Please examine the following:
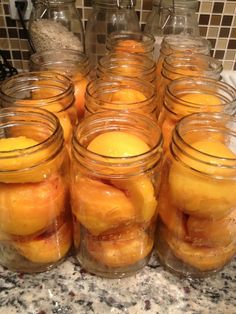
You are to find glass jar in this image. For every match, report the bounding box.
[156,34,211,80]
[157,52,223,110]
[159,77,236,151]
[29,49,91,120]
[85,77,158,120]
[70,111,163,278]
[85,0,140,67]
[0,106,72,273]
[156,112,236,277]
[106,31,155,60]
[145,0,200,60]
[29,0,84,52]
[97,52,157,85]
[0,71,77,145]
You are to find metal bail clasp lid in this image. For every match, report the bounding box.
[161,0,175,30]
[117,0,135,9]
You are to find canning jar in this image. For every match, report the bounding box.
[70,111,163,278]
[0,71,77,145]
[29,0,84,52]
[97,52,157,85]
[156,112,236,277]
[29,49,91,120]
[156,34,211,80]
[85,77,158,120]
[159,77,236,151]
[157,52,223,109]
[85,0,140,67]
[106,31,155,60]
[0,106,72,273]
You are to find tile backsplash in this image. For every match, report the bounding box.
[1,0,236,71]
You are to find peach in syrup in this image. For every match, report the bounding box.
[0,175,67,236]
[110,88,147,104]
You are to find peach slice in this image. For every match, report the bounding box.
[161,116,177,152]
[187,209,236,247]
[111,175,157,223]
[86,225,153,267]
[87,131,150,157]
[180,93,223,109]
[169,140,236,219]
[164,227,236,271]
[71,177,136,235]
[73,77,89,120]
[110,89,147,104]
[14,221,72,264]
[0,175,67,236]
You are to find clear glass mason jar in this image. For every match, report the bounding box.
[70,111,163,278]
[106,31,155,60]
[29,49,91,120]
[156,34,211,80]
[85,0,140,67]
[156,112,236,277]
[145,0,200,60]
[158,77,236,151]
[157,52,223,110]
[97,52,157,85]
[0,106,72,273]
[0,71,77,145]
[85,77,158,120]
[29,0,84,53]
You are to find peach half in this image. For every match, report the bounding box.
[115,40,145,54]
[164,227,236,271]
[180,93,223,110]
[71,177,136,235]
[169,140,236,219]
[14,221,72,264]
[0,175,67,236]
[86,225,153,268]
[187,208,236,247]
[110,89,147,104]
[73,76,89,120]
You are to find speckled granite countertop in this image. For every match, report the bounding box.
[0,252,235,314]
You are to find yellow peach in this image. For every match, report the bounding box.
[164,227,236,271]
[187,209,236,247]
[86,225,153,267]
[169,140,236,219]
[111,89,147,104]
[73,77,89,120]
[71,177,136,235]
[111,175,157,223]
[115,40,145,54]
[0,175,67,236]
[180,93,222,109]
[14,221,72,264]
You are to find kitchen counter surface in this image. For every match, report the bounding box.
[0,252,235,314]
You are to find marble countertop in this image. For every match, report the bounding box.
[0,252,235,314]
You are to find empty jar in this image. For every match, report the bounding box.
[0,107,72,273]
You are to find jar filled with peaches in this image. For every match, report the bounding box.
[97,52,157,86]
[156,112,236,277]
[157,52,223,109]
[0,71,77,146]
[158,77,236,151]
[0,107,72,273]
[106,31,155,60]
[85,77,158,120]
[29,49,91,120]
[70,111,163,278]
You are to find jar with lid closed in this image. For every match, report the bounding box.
[106,31,155,60]
[158,77,236,151]
[29,49,91,120]
[29,0,84,53]
[156,112,236,277]
[70,111,163,278]
[97,52,157,85]
[85,0,140,67]
[0,107,72,273]
[0,71,77,145]
[85,77,158,120]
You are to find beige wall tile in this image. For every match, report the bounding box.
[216,39,228,49]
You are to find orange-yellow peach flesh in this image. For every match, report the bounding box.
[14,221,72,264]
[71,177,136,235]
[115,40,145,54]
[180,93,222,108]
[169,140,236,219]
[86,225,153,267]
[163,227,236,271]
[74,78,88,120]
[111,89,147,104]
[0,176,66,236]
